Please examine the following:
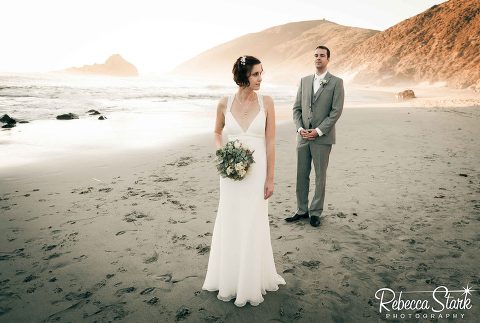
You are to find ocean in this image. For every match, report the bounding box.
[0,73,392,171]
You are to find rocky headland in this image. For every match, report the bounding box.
[54,54,138,77]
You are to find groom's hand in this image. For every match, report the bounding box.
[300,129,311,139]
[304,129,318,140]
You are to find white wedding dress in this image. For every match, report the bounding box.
[202,93,286,307]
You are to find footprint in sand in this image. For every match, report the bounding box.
[146,297,159,305]
[124,211,147,222]
[143,251,158,264]
[175,308,191,320]
[73,255,87,262]
[153,177,177,182]
[63,291,93,301]
[42,245,57,251]
[340,257,354,267]
[23,274,39,283]
[280,235,304,241]
[156,273,172,283]
[115,287,136,296]
[172,234,187,243]
[301,260,321,268]
[196,244,210,255]
[168,199,186,211]
[42,253,62,260]
[140,287,155,295]
[367,257,380,264]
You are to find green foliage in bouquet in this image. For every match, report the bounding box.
[215,140,255,181]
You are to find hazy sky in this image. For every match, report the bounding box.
[1,0,444,74]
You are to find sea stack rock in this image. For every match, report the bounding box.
[56,54,139,77]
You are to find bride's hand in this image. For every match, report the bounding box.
[264,180,274,200]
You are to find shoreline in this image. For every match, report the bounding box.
[1,106,479,322]
[345,83,480,108]
[3,76,479,173]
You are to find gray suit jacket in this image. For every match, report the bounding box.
[293,72,344,145]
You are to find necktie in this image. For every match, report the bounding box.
[314,77,322,93]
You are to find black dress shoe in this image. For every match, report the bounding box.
[310,215,320,227]
[285,213,309,222]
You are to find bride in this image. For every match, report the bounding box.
[202,55,286,307]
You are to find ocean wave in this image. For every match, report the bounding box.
[204,84,229,90]
[0,73,298,123]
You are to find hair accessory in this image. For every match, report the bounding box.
[240,56,246,65]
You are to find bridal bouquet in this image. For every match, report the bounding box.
[215,140,255,181]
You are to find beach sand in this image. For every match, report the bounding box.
[346,83,480,109]
[1,101,480,322]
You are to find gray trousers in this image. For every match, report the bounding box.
[296,142,332,216]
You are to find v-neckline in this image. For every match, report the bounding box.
[229,110,262,133]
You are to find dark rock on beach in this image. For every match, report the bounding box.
[56,113,79,120]
[98,116,107,120]
[0,115,29,128]
[396,89,416,99]
[89,110,101,115]
[0,114,16,124]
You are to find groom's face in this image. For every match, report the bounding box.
[314,48,329,69]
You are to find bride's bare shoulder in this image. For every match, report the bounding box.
[216,96,229,115]
[218,96,229,107]
[262,95,275,110]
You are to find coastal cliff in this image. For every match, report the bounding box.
[54,54,139,77]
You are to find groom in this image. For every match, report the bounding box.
[286,45,344,227]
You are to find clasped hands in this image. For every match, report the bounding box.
[300,129,318,140]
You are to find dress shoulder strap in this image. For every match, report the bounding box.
[227,94,235,112]
[257,93,264,110]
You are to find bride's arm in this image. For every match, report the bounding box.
[213,97,228,150]
[264,95,275,200]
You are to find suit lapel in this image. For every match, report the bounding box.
[313,72,332,104]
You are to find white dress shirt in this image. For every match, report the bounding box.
[297,71,328,137]
[313,70,328,94]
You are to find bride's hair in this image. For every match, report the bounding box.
[232,55,261,87]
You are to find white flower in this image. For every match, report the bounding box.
[238,169,247,177]
[235,162,244,171]
[226,167,234,175]
[234,140,241,149]
[240,56,246,65]
[321,79,329,87]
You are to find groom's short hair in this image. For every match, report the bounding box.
[315,46,330,59]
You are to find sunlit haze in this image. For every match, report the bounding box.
[1,0,444,74]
